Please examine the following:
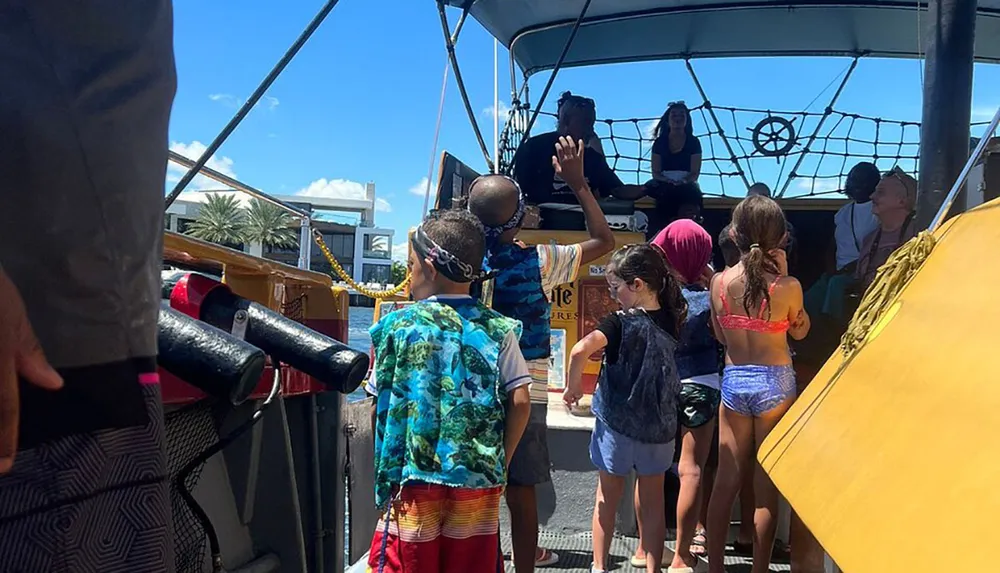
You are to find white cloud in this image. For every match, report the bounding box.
[295,178,392,212]
[972,105,998,122]
[208,93,242,108]
[482,101,511,121]
[408,177,432,198]
[167,140,238,191]
[482,101,530,133]
[391,241,409,262]
[209,93,279,112]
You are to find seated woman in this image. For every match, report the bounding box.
[651,102,702,186]
[513,91,646,229]
[645,102,704,237]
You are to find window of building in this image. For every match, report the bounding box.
[362,263,392,284]
[322,232,355,260]
[362,233,391,260]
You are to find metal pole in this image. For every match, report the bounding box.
[915,0,978,229]
[168,151,310,218]
[684,59,752,191]
[164,0,341,209]
[522,0,593,139]
[494,38,500,174]
[423,58,450,215]
[928,106,1000,231]
[776,57,859,198]
[436,1,495,172]
[298,217,312,271]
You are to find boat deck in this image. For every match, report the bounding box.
[499,530,790,572]
[496,395,791,572]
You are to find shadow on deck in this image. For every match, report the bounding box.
[499,530,790,573]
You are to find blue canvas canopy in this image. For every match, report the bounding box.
[444,0,1000,76]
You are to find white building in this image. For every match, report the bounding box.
[166,182,395,286]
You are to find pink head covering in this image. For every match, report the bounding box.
[650,220,713,285]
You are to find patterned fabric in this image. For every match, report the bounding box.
[482,243,580,404]
[369,299,520,508]
[592,309,681,444]
[676,287,720,379]
[0,383,173,572]
[367,484,502,573]
[487,244,550,361]
[721,364,797,417]
[679,383,722,429]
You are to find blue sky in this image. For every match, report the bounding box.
[167,0,1000,260]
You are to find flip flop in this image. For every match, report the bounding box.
[535,548,559,567]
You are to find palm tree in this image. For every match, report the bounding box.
[244,198,298,249]
[368,235,389,255]
[186,193,247,247]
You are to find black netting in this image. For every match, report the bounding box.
[165,402,220,573]
[282,293,307,323]
[498,103,992,198]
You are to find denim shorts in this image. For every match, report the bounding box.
[507,404,552,486]
[589,418,675,477]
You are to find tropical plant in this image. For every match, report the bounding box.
[245,198,298,249]
[391,261,407,285]
[186,193,246,246]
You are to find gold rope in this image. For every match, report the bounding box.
[311,229,409,300]
[839,230,936,355]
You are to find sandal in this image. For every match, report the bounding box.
[535,547,559,568]
[690,528,707,556]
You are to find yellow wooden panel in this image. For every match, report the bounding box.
[759,198,1000,573]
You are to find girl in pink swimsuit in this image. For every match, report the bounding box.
[706,195,810,573]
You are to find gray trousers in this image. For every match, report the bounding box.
[0,0,177,570]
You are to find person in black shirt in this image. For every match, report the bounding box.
[650,102,702,185]
[513,92,646,208]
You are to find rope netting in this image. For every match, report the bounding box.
[498,103,990,198]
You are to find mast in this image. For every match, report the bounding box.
[494,38,500,174]
[916,0,978,228]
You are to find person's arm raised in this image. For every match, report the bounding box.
[552,136,616,265]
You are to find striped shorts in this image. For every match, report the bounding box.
[367,483,503,573]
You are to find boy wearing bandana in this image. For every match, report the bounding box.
[467,137,616,572]
[364,209,532,573]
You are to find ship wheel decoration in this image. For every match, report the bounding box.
[750,115,797,157]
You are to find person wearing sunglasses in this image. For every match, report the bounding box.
[854,167,918,291]
[513,92,646,230]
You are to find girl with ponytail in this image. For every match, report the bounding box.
[705,194,810,573]
[562,244,686,573]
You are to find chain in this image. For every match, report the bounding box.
[311,229,409,299]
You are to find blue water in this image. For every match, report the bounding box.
[346,306,376,402]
